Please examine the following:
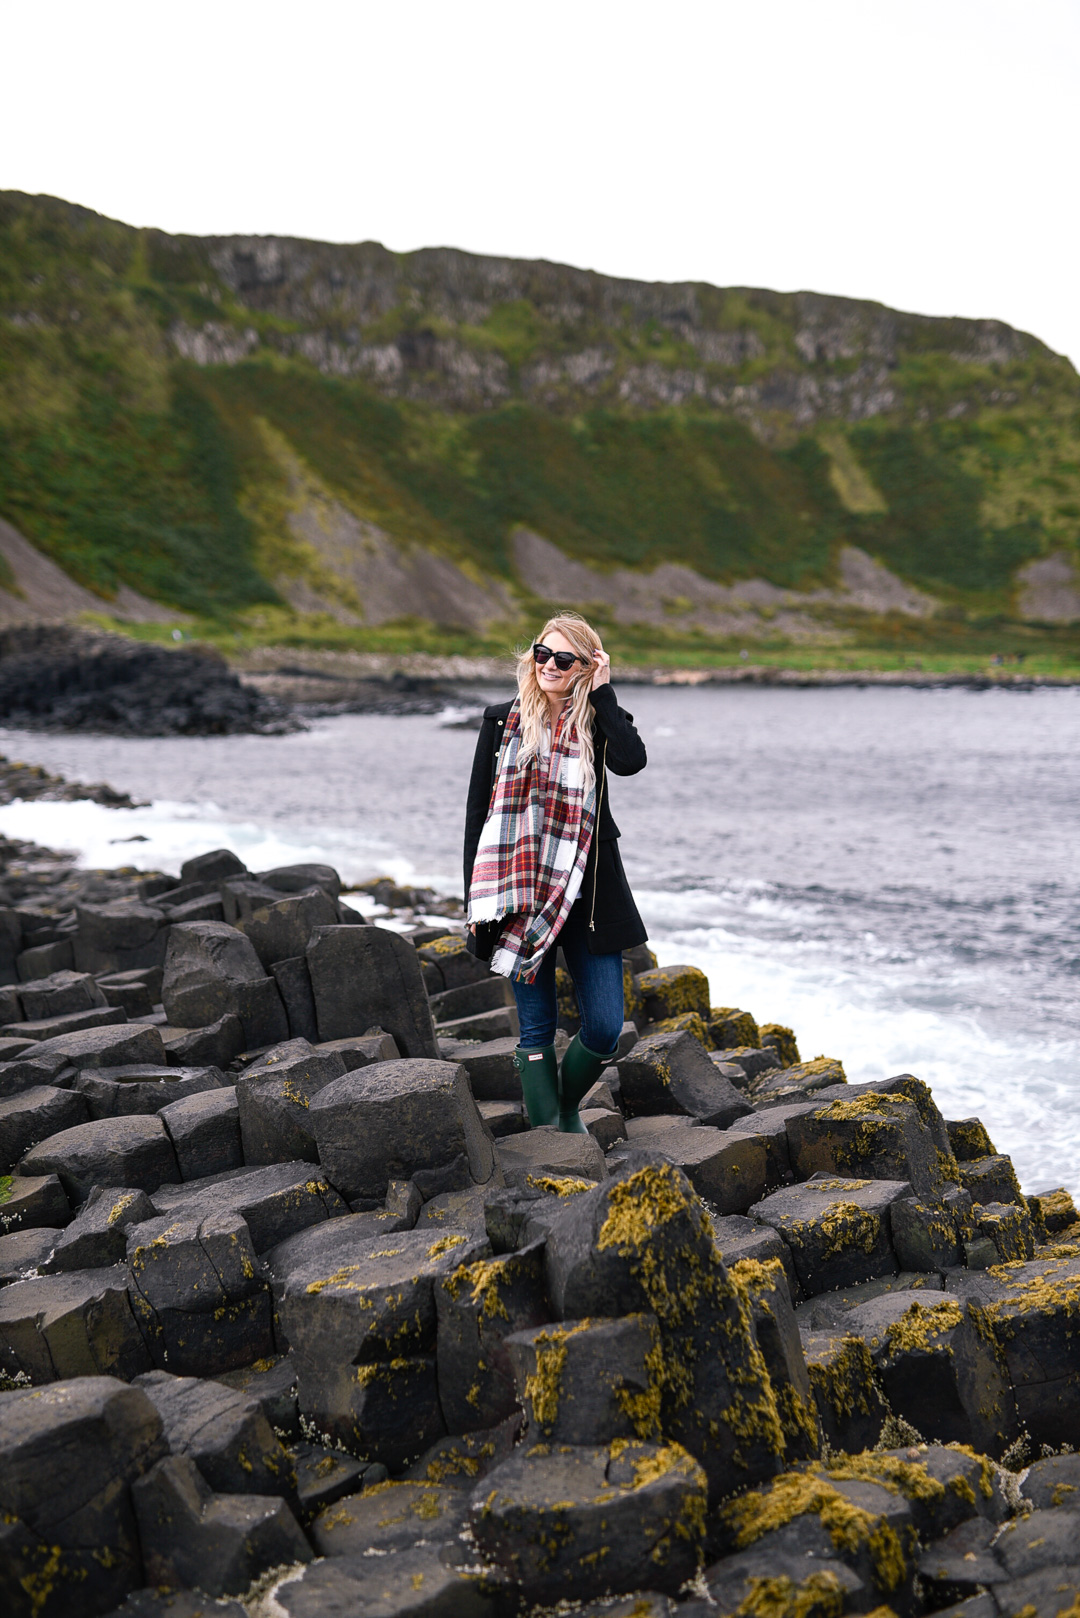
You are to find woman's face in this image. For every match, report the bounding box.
[535,628,588,701]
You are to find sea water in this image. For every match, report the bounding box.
[0,684,1077,1195]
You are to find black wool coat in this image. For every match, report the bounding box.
[462,683,649,957]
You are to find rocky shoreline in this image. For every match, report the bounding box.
[0,629,1074,744]
[1,831,1079,1618]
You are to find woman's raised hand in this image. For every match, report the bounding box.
[590,649,611,690]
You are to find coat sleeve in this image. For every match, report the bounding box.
[462,716,498,896]
[589,685,647,776]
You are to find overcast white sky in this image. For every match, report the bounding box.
[3,0,1078,366]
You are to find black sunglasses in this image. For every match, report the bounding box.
[533,642,587,672]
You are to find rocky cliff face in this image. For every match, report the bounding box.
[163,230,1046,431]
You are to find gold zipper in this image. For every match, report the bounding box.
[589,739,607,932]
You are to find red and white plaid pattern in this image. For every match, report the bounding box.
[467,698,596,982]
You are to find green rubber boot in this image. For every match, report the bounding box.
[514,1044,560,1129]
[558,1033,617,1134]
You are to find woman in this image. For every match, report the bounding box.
[463,612,648,1134]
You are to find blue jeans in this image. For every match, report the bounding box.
[512,901,624,1055]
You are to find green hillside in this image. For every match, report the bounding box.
[2,190,1079,663]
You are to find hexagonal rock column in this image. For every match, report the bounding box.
[0,1375,167,1618]
[279,1224,489,1468]
[468,1439,707,1603]
[749,1175,914,1295]
[541,1160,786,1501]
[839,1290,1018,1457]
[618,1030,752,1127]
[306,924,438,1058]
[162,922,288,1051]
[311,1058,500,1202]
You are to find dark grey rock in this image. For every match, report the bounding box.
[506,1312,660,1445]
[403,1414,519,1488]
[839,1288,1017,1455]
[704,1518,866,1617]
[990,1569,1080,1618]
[801,1331,890,1453]
[0,1049,76,1099]
[734,1255,820,1460]
[127,1207,274,1376]
[443,1034,521,1101]
[436,1005,519,1041]
[21,1114,180,1201]
[890,1195,964,1270]
[308,1479,469,1558]
[960,1153,1026,1207]
[711,1045,780,1082]
[73,1064,224,1119]
[996,1506,1080,1578]
[160,1085,242,1180]
[712,1213,799,1297]
[0,1084,88,1173]
[270,954,319,1043]
[162,922,288,1050]
[478,1099,526,1137]
[947,1116,998,1161]
[95,968,160,1017]
[955,1249,1080,1448]
[213,1352,300,1439]
[1021,1454,1080,1513]
[18,969,107,1021]
[787,1092,957,1201]
[73,900,169,975]
[237,1038,345,1165]
[220,877,286,926]
[0,1266,152,1382]
[750,1174,913,1294]
[259,862,341,899]
[415,933,493,993]
[280,1225,488,1465]
[241,887,340,969]
[655,1125,768,1214]
[41,1184,155,1272]
[541,1161,783,1501]
[0,1172,70,1231]
[162,1013,245,1069]
[312,1031,399,1071]
[0,1225,57,1282]
[181,848,247,885]
[132,1453,311,1597]
[8,1005,128,1041]
[429,976,512,1023]
[267,1541,494,1616]
[16,938,74,980]
[307,923,439,1057]
[618,1030,752,1126]
[495,1126,606,1189]
[311,1057,499,1202]
[163,894,226,924]
[0,1375,167,1618]
[291,1440,375,1519]
[468,1440,706,1602]
[150,1160,348,1253]
[134,1369,299,1503]
[436,1239,549,1432]
[31,1022,168,1070]
[415,1185,489,1237]
[102,1594,247,1618]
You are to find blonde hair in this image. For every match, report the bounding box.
[514,612,602,795]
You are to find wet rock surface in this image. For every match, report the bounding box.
[1,837,1079,1616]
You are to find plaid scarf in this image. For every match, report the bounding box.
[467,697,596,982]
